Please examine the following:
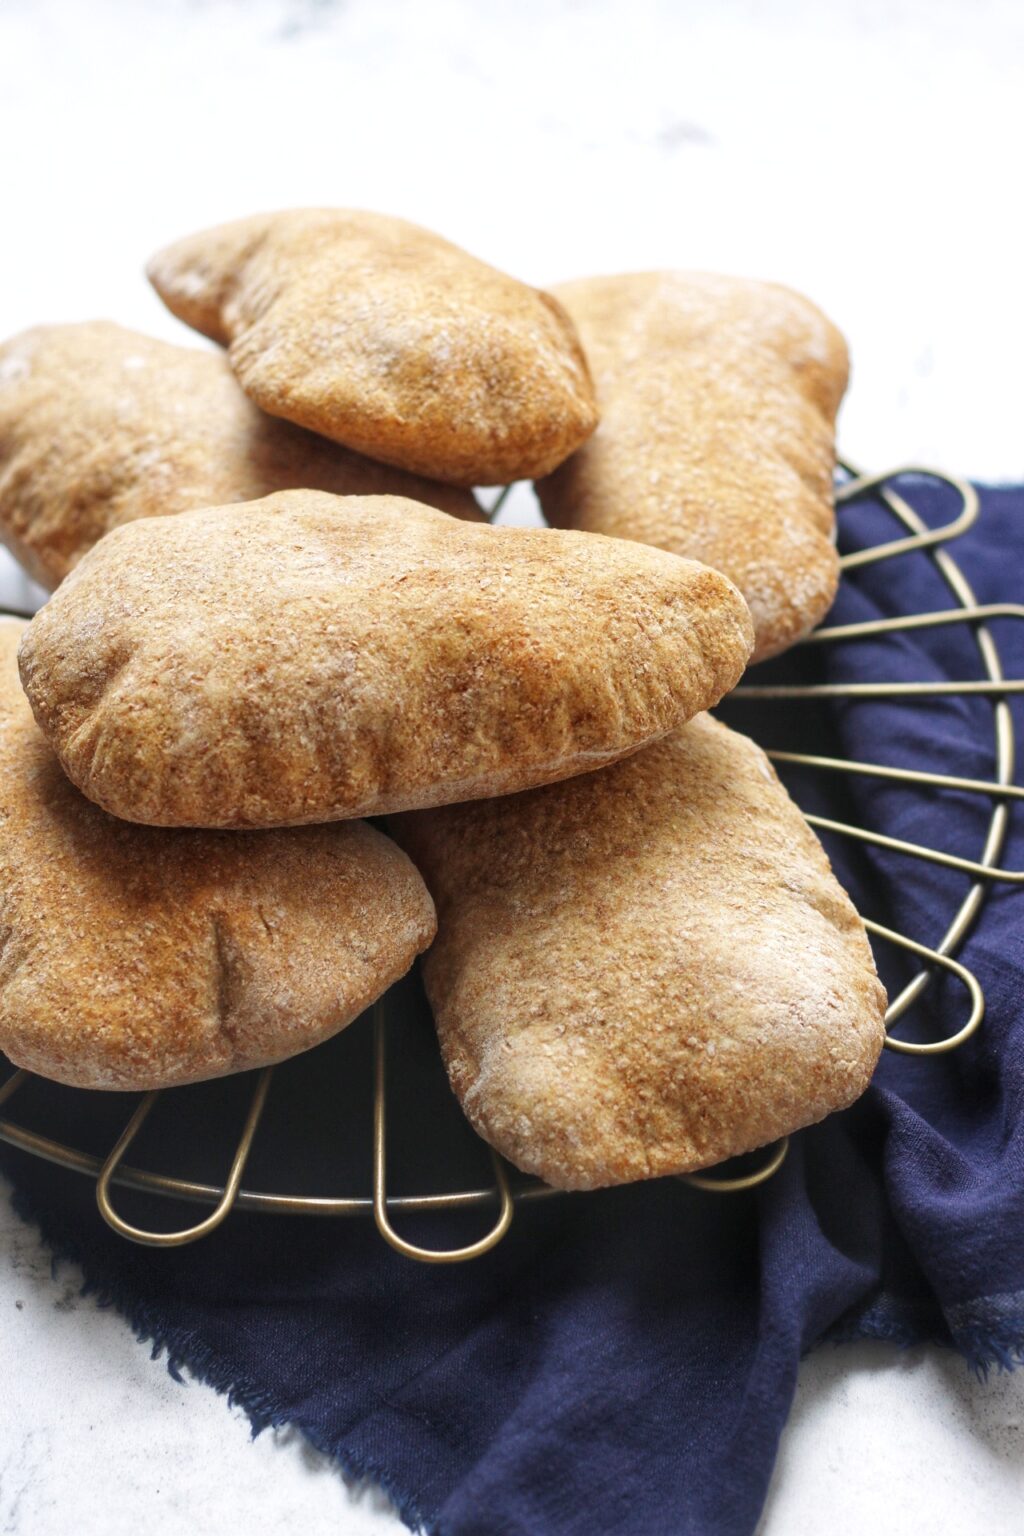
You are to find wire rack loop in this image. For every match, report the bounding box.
[681,1138,790,1193]
[372,1004,514,1262]
[864,921,985,1055]
[835,465,979,567]
[95,1069,274,1247]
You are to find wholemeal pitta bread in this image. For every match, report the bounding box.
[0,620,435,1091]
[536,272,848,662]
[19,491,753,829]
[147,209,599,486]
[0,321,480,590]
[390,714,886,1190]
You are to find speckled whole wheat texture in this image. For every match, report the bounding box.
[147,209,599,486]
[390,713,886,1189]
[0,321,481,590]
[536,272,849,662]
[0,621,435,1091]
[19,491,753,829]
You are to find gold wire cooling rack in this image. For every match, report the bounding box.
[0,461,1022,1263]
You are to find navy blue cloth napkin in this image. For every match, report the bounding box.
[2,478,1023,1536]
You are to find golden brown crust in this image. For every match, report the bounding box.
[536,271,849,662]
[147,209,599,486]
[0,620,435,1090]
[390,714,886,1190]
[0,321,481,590]
[18,491,754,829]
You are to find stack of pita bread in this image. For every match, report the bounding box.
[0,210,885,1191]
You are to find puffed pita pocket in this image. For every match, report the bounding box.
[0,620,435,1091]
[390,714,887,1190]
[18,491,754,828]
[537,271,848,662]
[148,209,599,486]
[0,320,480,590]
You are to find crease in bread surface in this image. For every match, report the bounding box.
[147,208,599,486]
[0,619,436,1090]
[389,713,887,1190]
[18,491,754,829]
[536,271,848,662]
[0,321,481,590]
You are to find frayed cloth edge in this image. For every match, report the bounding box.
[5,1179,446,1536]
[826,1306,1024,1379]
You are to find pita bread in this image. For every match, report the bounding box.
[19,491,753,828]
[0,620,435,1091]
[148,209,598,486]
[391,714,886,1189]
[0,321,479,590]
[537,272,848,661]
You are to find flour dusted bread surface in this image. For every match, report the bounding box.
[0,321,480,590]
[536,272,848,662]
[390,714,886,1190]
[18,490,753,829]
[147,209,599,486]
[0,621,435,1091]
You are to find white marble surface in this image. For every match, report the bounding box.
[1,1,1023,1531]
